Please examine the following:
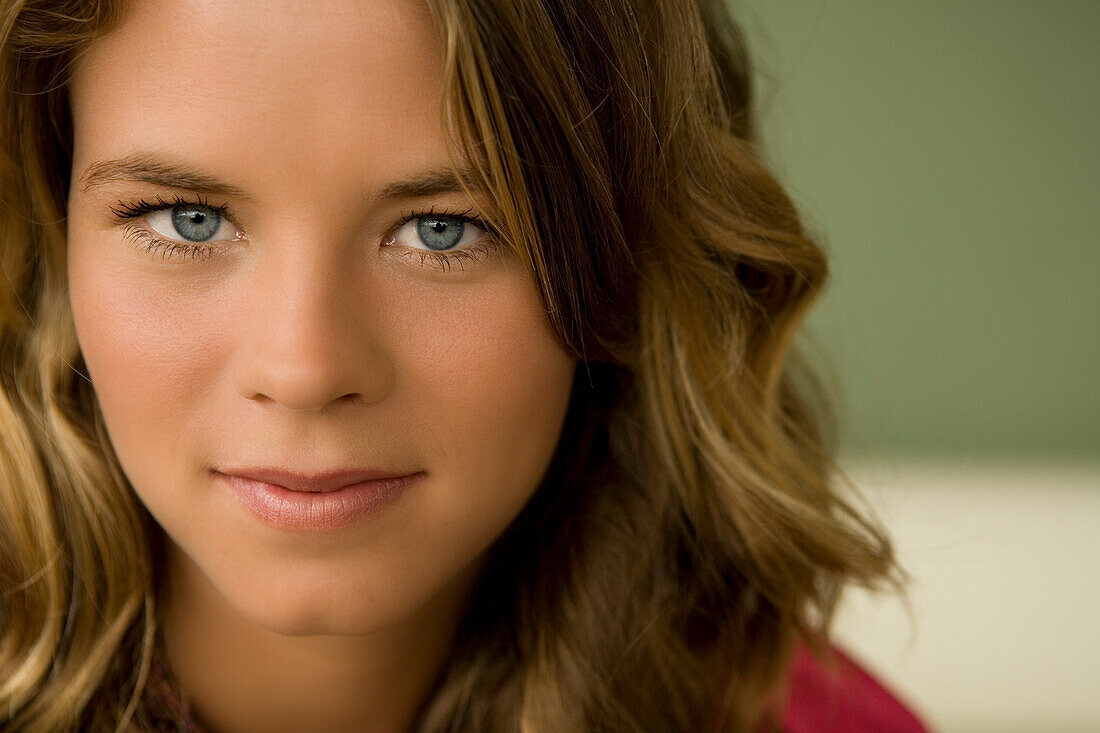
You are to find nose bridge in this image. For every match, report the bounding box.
[233,239,392,411]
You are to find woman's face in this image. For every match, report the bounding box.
[66,0,575,634]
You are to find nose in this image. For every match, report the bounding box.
[231,248,394,411]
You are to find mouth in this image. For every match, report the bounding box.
[214,467,424,530]
[213,467,422,493]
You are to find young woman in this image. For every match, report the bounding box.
[0,0,929,730]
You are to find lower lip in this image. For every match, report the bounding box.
[217,472,422,530]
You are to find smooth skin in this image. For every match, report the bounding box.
[66,1,576,731]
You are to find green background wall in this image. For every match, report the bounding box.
[736,1,1099,458]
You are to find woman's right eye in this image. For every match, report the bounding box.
[108,196,245,261]
[146,204,239,243]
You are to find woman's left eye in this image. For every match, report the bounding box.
[388,213,486,252]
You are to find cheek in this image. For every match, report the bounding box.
[67,248,227,476]
[379,267,576,522]
[398,275,574,433]
[437,302,574,465]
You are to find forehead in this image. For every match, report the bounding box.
[69,0,447,192]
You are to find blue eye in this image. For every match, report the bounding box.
[391,212,486,252]
[416,215,465,251]
[170,204,222,242]
[107,196,497,269]
[146,203,238,243]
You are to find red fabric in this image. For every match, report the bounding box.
[782,644,931,733]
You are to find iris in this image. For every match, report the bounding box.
[171,205,221,242]
[417,215,464,251]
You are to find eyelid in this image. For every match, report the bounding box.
[109,194,235,224]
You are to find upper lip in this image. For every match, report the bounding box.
[215,467,420,493]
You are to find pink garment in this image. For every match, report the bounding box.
[781,644,931,733]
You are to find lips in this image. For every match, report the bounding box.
[214,467,420,493]
[216,467,422,530]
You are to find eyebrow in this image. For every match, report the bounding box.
[78,153,481,201]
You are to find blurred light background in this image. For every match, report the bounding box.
[736,2,1100,731]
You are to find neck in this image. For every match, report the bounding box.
[160,543,477,733]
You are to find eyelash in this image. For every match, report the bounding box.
[107,195,497,272]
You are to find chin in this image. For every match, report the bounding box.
[229,575,405,637]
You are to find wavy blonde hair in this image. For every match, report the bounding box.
[0,0,899,731]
